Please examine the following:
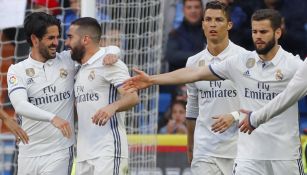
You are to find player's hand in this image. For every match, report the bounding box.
[51,116,72,138]
[123,68,152,92]
[103,54,119,65]
[92,105,117,126]
[3,117,29,144]
[211,114,235,133]
[238,109,254,134]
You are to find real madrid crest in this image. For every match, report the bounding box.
[60,68,68,79]
[88,70,95,81]
[25,68,35,77]
[275,69,283,81]
[198,60,206,67]
[246,58,256,69]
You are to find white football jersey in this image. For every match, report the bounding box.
[7,51,76,157]
[251,58,307,127]
[210,46,302,160]
[186,41,248,159]
[74,47,129,162]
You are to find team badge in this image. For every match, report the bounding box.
[198,60,206,67]
[60,68,68,79]
[246,58,256,68]
[9,75,18,85]
[25,68,35,77]
[275,69,283,81]
[88,70,95,81]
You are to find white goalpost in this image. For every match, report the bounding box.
[0,0,164,174]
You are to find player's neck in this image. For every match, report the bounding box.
[207,38,229,56]
[81,45,100,64]
[30,49,48,63]
[258,45,280,62]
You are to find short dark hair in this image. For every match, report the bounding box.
[71,17,102,43]
[204,0,231,21]
[183,0,203,6]
[24,12,61,47]
[251,9,282,30]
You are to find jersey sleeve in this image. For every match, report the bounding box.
[185,58,199,119]
[7,65,55,122]
[251,58,307,127]
[208,55,237,81]
[103,60,130,87]
[186,82,199,119]
[7,65,26,96]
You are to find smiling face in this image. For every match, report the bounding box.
[252,19,280,55]
[36,25,59,60]
[202,9,232,43]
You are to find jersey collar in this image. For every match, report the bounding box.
[255,45,284,67]
[84,48,106,65]
[205,40,234,62]
[27,53,57,68]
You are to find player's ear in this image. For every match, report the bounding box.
[82,35,90,45]
[227,21,233,31]
[275,27,282,40]
[31,34,39,47]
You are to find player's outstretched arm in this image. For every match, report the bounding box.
[123,66,219,91]
[92,86,139,126]
[0,109,29,144]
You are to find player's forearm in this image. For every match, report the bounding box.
[9,90,55,122]
[113,91,139,112]
[150,66,218,85]
[0,109,9,120]
[186,119,196,164]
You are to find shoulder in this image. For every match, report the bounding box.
[281,49,303,67]
[56,50,75,66]
[186,50,206,67]
[110,60,129,71]
[8,59,28,74]
[57,50,71,59]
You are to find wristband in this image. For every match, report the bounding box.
[231,111,244,121]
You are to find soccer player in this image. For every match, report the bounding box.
[65,17,139,175]
[0,109,29,144]
[7,12,75,175]
[239,56,307,133]
[124,9,304,175]
[185,1,248,175]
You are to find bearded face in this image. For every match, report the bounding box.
[254,34,276,55]
[70,42,86,64]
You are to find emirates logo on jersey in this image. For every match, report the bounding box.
[25,68,35,77]
[88,70,95,81]
[60,68,68,79]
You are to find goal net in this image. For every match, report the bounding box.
[0,0,163,174]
